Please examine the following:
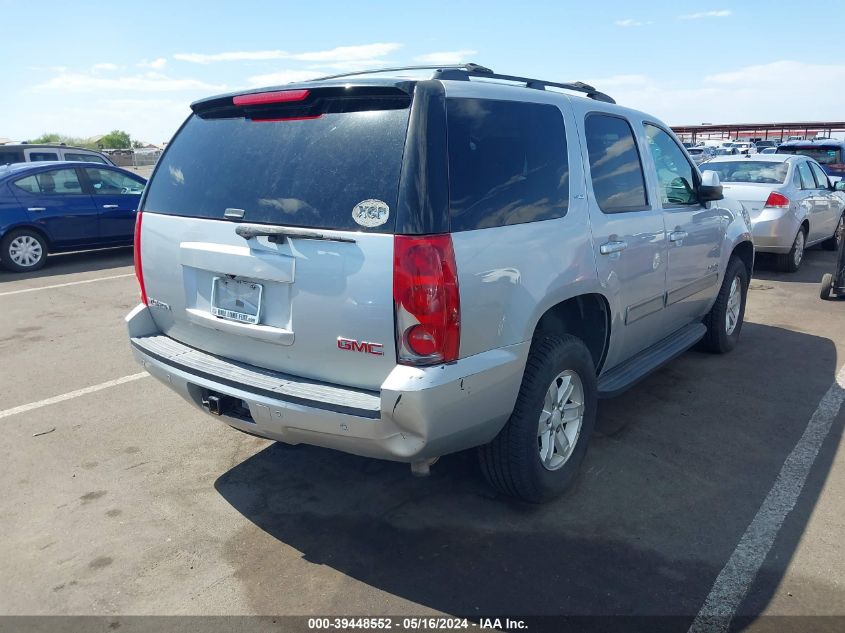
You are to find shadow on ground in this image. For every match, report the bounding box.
[753,248,836,284]
[214,323,843,630]
[0,246,133,283]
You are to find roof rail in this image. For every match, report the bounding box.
[310,63,615,104]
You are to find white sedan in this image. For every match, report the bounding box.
[700,155,845,271]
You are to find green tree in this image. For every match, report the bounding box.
[100,130,132,149]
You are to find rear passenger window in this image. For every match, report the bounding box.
[446,99,569,231]
[28,152,59,161]
[797,162,814,189]
[585,114,648,213]
[65,152,107,164]
[13,169,81,194]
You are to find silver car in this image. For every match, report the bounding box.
[687,146,716,165]
[700,155,845,271]
[126,64,753,502]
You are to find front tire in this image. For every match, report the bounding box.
[0,229,48,272]
[821,215,844,251]
[778,228,806,272]
[479,334,597,503]
[701,256,749,354]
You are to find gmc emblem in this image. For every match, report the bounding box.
[337,337,384,356]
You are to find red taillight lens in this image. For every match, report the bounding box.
[232,89,310,106]
[393,235,460,365]
[765,192,790,208]
[133,211,147,305]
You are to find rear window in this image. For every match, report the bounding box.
[700,161,789,184]
[446,98,569,231]
[142,108,411,231]
[777,146,842,165]
[65,152,107,164]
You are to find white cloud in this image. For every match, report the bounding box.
[246,70,324,87]
[174,43,401,65]
[586,61,845,124]
[290,43,400,62]
[308,59,396,71]
[414,49,478,64]
[138,57,167,70]
[32,71,226,93]
[91,63,119,72]
[679,9,731,19]
[614,19,644,27]
[174,50,288,64]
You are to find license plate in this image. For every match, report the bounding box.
[210,277,263,325]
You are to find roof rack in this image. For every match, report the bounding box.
[310,63,615,104]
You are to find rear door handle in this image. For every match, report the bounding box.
[599,240,628,255]
[102,204,119,209]
[669,230,688,242]
[27,207,46,212]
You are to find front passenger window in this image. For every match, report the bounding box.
[808,162,830,189]
[644,124,698,206]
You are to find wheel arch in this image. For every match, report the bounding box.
[730,239,754,278]
[532,293,610,374]
[2,224,52,250]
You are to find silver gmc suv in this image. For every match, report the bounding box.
[126,64,753,502]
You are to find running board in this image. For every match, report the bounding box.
[597,323,706,398]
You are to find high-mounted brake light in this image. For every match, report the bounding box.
[232,89,310,107]
[764,192,790,209]
[393,235,460,366]
[133,211,148,305]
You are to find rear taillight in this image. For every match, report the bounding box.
[393,235,460,366]
[765,192,790,208]
[133,211,147,305]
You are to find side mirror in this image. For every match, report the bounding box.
[835,180,845,192]
[699,170,724,202]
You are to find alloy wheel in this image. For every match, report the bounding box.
[537,370,584,471]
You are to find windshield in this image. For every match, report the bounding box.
[700,161,789,184]
[143,108,410,231]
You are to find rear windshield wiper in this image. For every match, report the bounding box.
[235,224,356,243]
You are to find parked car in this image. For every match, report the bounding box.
[732,142,757,155]
[700,155,845,271]
[754,140,777,151]
[687,145,717,164]
[777,139,845,182]
[0,162,146,271]
[759,147,778,154]
[126,64,753,502]
[0,144,114,166]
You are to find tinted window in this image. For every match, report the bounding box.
[777,145,842,165]
[585,114,647,213]
[143,109,410,231]
[0,150,25,165]
[65,152,107,164]
[808,162,829,189]
[14,168,82,194]
[699,161,789,184]
[29,151,59,161]
[446,99,568,231]
[86,168,145,195]
[644,124,697,205]
[797,162,814,189]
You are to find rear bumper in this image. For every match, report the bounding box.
[750,209,799,253]
[126,305,528,462]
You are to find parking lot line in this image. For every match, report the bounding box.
[689,363,845,633]
[0,273,135,297]
[0,372,148,420]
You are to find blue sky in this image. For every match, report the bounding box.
[1,0,843,143]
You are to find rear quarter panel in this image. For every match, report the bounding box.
[0,181,35,238]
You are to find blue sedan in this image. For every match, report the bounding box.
[0,161,146,272]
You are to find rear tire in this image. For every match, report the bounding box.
[821,215,844,251]
[777,228,806,272]
[479,334,597,503]
[820,273,833,300]
[0,229,48,272]
[700,256,748,354]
